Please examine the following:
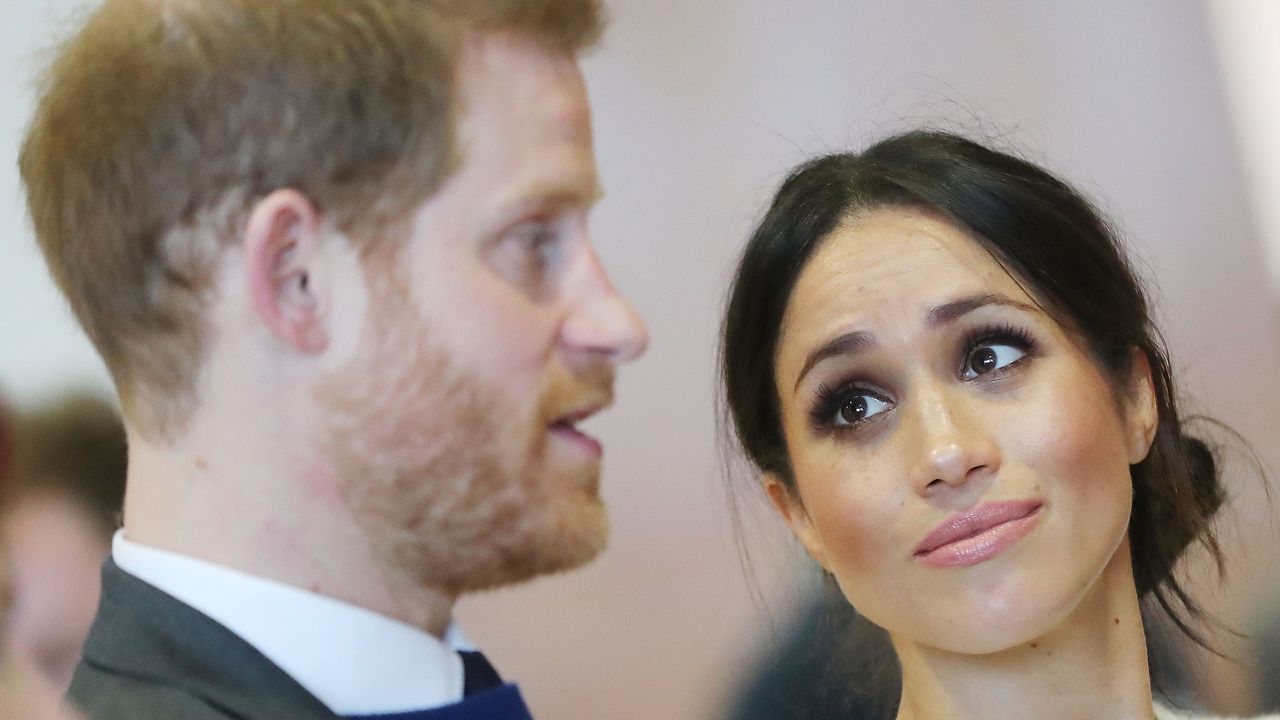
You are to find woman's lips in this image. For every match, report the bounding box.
[914,499,1043,568]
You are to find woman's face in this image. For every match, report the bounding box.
[770,207,1156,654]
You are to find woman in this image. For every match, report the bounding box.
[720,130,1272,719]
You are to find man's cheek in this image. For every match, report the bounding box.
[455,309,557,371]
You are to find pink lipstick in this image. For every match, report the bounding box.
[914,500,1042,568]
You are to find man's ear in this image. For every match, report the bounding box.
[244,189,330,355]
[765,474,831,572]
[1125,348,1159,464]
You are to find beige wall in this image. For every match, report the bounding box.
[2,1,1277,718]
[0,3,114,405]
[1205,0,1280,297]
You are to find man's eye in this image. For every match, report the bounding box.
[834,393,890,427]
[488,221,567,294]
[962,343,1026,379]
[512,222,557,254]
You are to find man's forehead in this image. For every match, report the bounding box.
[456,30,592,139]
[446,30,596,215]
[497,173,604,209]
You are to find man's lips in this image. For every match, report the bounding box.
[551,403,606,427]
[914,499,1043,565]
[548,403,608,457]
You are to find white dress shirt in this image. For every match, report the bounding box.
[112,531,471,716]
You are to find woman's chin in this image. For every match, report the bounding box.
[895,622,1037,657]
[888,592,1073,657]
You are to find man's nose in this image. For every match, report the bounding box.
[559,243,649,365]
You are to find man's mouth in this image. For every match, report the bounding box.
[548,404,607,458]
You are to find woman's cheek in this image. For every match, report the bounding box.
[1007,361,1134,514]
[797,454,899,579]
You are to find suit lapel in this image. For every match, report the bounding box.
[78,559,338,720]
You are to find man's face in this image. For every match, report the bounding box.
[316,32,647,594]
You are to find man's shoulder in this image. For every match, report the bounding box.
[68,662,237,720]
[72,559,336,720]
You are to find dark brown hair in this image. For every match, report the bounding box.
[6,393,127,536]
[19,0,603,437]
[721,130,1227,646]
[0,401,12,488]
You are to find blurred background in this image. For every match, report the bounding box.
[2,1,1278,718]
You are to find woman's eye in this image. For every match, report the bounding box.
[962,343,1026,379]
[834,393,890,427]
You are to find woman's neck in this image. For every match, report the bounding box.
[892,546,1156,720]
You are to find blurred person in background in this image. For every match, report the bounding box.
[19,0,646,718]
[1,551,86,720]
[720,130,1276,719]
[0,393,126,693]
[0,396,85,720]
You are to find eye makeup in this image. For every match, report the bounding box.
[802,320,1041,436]
[807,377,893,435]
[956,322,1038,380]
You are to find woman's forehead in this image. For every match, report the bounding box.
[779,208,1033,348]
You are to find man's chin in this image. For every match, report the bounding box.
[543,442,604,496]
[455,498,609,594]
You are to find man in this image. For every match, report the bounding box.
[19,0,647,718]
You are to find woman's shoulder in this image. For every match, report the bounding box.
[1155,703,1280,720]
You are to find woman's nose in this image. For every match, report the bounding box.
[907,384,1001,495]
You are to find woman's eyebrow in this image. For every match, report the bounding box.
[794,330,877,394]
[792,293,1039,394]
[926,292,1039,326]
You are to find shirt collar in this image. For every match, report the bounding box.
[112,531,467,715]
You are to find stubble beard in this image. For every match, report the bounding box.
[313,282,610,595]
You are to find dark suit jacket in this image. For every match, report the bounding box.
[68,560,533,720]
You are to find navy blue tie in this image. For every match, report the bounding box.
[458,650,503,697]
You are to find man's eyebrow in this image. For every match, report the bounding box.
[529,176,605,206]
[497,180,604,219]
[791,293,1039,394]
[484,181,603,236]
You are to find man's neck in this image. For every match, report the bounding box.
[121,422,457,638]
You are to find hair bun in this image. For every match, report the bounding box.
[1179,433,1224,524]
[1131,430,1225,599]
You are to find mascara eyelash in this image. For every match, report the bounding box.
[958,322,1037,375]
[808,380,844,428]
[808,379,887,431]
[961,322,1033,350]
[805,323,1037,431]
